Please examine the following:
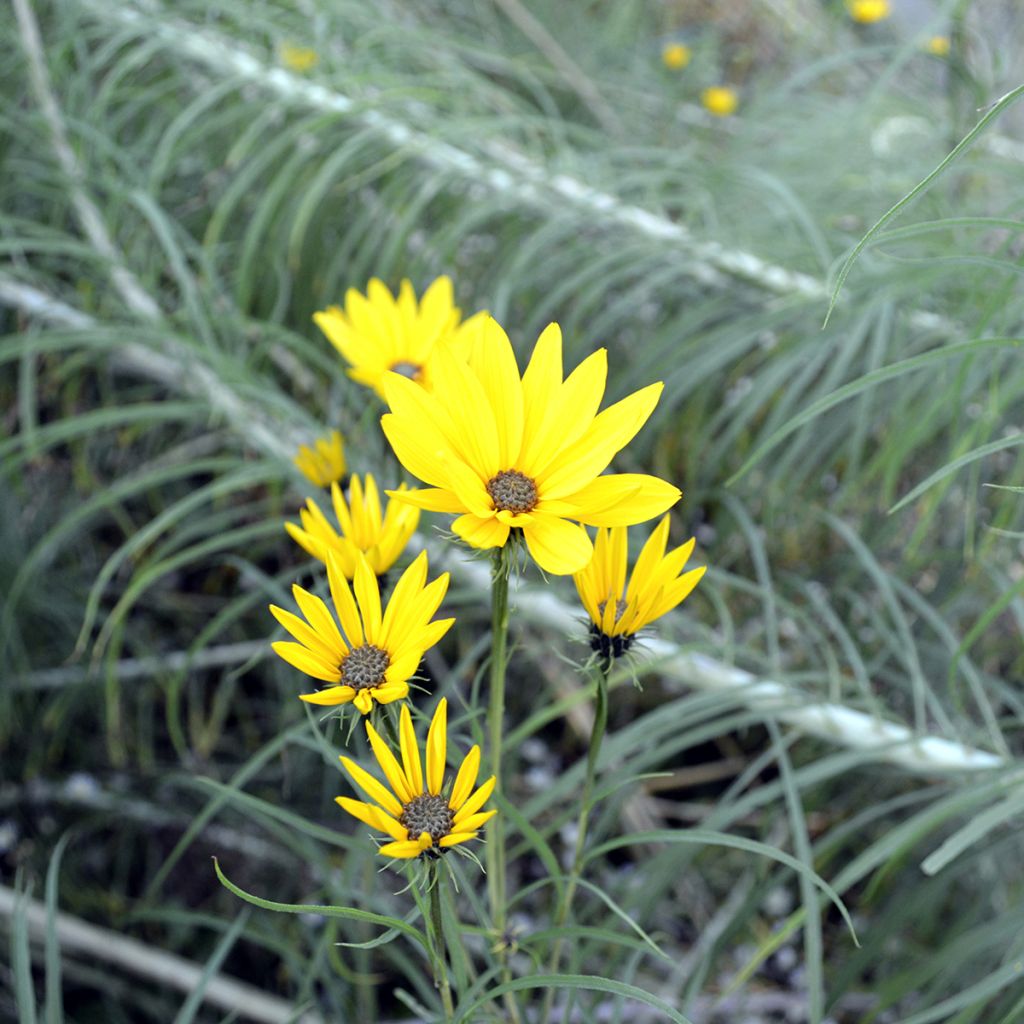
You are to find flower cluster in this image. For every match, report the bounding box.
[269,276,705,869]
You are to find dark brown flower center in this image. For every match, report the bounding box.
[486,469,538,514]
[339,644,390,690]
[399,793,454,842]
[390,360,422,380]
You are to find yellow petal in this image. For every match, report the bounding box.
[438,832,479,848]
[386,487,467,513]
[466,317,524,467]
[426,698,448,796]
[327,550,364,648]
[354,556,383,645]
[399,703,424,794]
[353,689,375,714]
[569,474,681,528]
[452,513,510,551]
[377,839,426,859]
[298,684,354,704]
[449,745,480,810]
[450,809,497,834]
[453,775,496,825]
[339,756,404,817]
[538,383,664,499]
[272,641,342,682]
[370,681,409,705]
[379,551,429,647]
[291,585,348,658]
[380,414,452,489]
[365,719,414,803]
[522,515,593,575]
[519,323,563,464]
[335,797,408,842]
[269,603,340,664]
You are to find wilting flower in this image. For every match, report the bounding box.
[847,0,890,24]
[926,35,951,56]
[286,474,419,579]
[662,42,691,70]
[381,317,680,575]
[338,699,496,859]
[313,276,485,399]
[269,551,453,714]
[279,42,319,73]
[574,515,705,661]
[701,86,738,117]
[293,430,346,488]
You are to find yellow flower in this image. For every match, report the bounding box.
[574,515,705,661]
[338,699,496,860]
[279,42,319,73]
[662,43,691,70]
[847,0,890,24]
[313,276,485,399]
[286,474,420,579]
[926,35,951,56]
[380,317,681,576]
[293,430,346,488]
[269,550,453,714]
[701,86,738,117]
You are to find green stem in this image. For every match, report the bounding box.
[427,864,455,1022]
[541,657,610,1018]
[486,548,522,1024]
[485,549,510,933]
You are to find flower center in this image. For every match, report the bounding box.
[399,793,454,842]
[390,360,422,381]
[339,644,390,690]
[486,469,538,514]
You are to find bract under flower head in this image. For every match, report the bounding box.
[338,699,497,860]
[313,276,487,399]
[380,317,680,576]
[574,515,705,660]
[286,474,419,578]
[293,430,346,488]
[269,550,453,714]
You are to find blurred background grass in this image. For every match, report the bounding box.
[4,0,1024,1021]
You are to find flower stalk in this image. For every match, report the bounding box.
[426,863,455,1021]
[486,547,510,937]
[542,656,610,1012]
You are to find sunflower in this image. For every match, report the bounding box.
[338,699,496,860]
[380,317,681,575]
[286,474,419,579]
[293,430,346,488]
[313,276,486,399]
[269,550,453,714]
[847,0,889,24]
[574,515,705,661]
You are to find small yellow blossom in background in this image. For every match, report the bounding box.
[380,316,681,576]
[293,430,346,488]
[269,550,453,713]
[661,42,691,70]
[926,35,951,56]
[286,474,420,578]
[314,276,487,399]
[279,42,319,73]
[574,515,705,662]
[701,86,739,117]
[337,699,497,860]
[847,0,891,24]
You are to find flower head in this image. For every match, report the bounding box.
[574,515,705,661]
[279,42,319,73]
[313,276,485,399]
[847,0,890,24]
[286,474,419,579]
[701,86,738,117]
[338,699,496,860]
[381,317,680,575]
[926,35,951,56]
[269,550,453,714]
[662,42,691,70]
[293,430,346,488]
